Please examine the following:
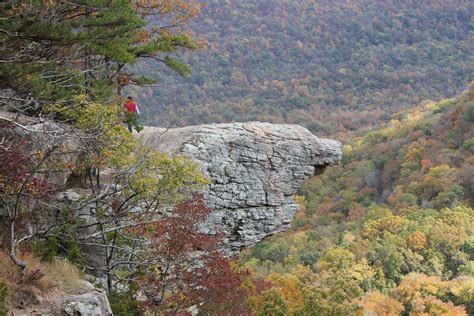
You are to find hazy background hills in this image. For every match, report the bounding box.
[129,0,473,135]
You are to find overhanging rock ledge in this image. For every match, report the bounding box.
[140,122,342,252]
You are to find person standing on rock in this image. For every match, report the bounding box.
[124,96,143,133]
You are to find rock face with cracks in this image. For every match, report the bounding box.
[140,122,342,252]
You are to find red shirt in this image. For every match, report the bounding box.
[124,100,137,113]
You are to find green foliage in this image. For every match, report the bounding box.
[33,237,83,266]
[164,56,192,77]
[302,273,362,316]
[250,240,290,263]
[48,97,208,203]
[108,290,141,316]
[0,1,199,112]
[463,138,474,154]
[462,238,474,260]
[315,248,354,272]
[253,289,288,316]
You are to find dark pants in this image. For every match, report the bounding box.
[126,112,141,133]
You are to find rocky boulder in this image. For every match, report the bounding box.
[11,281,112,316]
[140,122,342,252]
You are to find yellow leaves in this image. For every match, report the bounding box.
[343,144,354,155]
[292,231,308,245]
[429,221,467,253]
[42,0,58,8]
[392,273,445,304]
[417,297,468,316]
[405,142,425,162]
[241,258,260,274]
[343,233,356,244]
[429,164,456,178]
[33,150,44,160]
[390,118,401,126]
[449,277,474,304]
[75,101,122,132]
[315,247,355,272]
[439,207,473,228]
[362,215,407,239]
[356,291,404,316]
[349,260,376,284]
[289,265,312,282]
[127,150,207,204]
[292,195,308,224]
[44,96,208,208]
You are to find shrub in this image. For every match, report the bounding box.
[462,138,474,154]
[108,290,141,316]
[0,251,83,311]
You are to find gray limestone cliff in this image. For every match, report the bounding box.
[1,114,341,315]
[139,122,342,252]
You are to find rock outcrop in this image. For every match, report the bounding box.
[1,111,341,252]
[140,122,342,251]
[12,281,112,316]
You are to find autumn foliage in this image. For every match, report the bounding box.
[0,127,50,199]
[241,88,474,315]
[131,195,249,314]
[0,125,51,269]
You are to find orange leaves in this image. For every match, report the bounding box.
[405,142,425,163]
[134,30,152,44]
[420,158,433,172]
[267,273,305,312]
[407,231,428,252]
[134,0,205,25]
[116,73,131,87]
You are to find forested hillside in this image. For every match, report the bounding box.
[131,0,474,134]
[1,1,473,314]
[240,85,474,315]
[0,2,248,314]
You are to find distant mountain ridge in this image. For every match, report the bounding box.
[130,0,474,134]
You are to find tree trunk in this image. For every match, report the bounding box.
[9,221,27,270]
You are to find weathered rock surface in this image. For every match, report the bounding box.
[11,281,112,316]
[140,122,342,251]
[0,111,82,187]
[60,283,112,316]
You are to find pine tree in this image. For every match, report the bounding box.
[0,0,202,113]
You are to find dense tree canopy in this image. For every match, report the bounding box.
[130,0,473,135]
[241,86,474,314]
[1,1,473,314]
